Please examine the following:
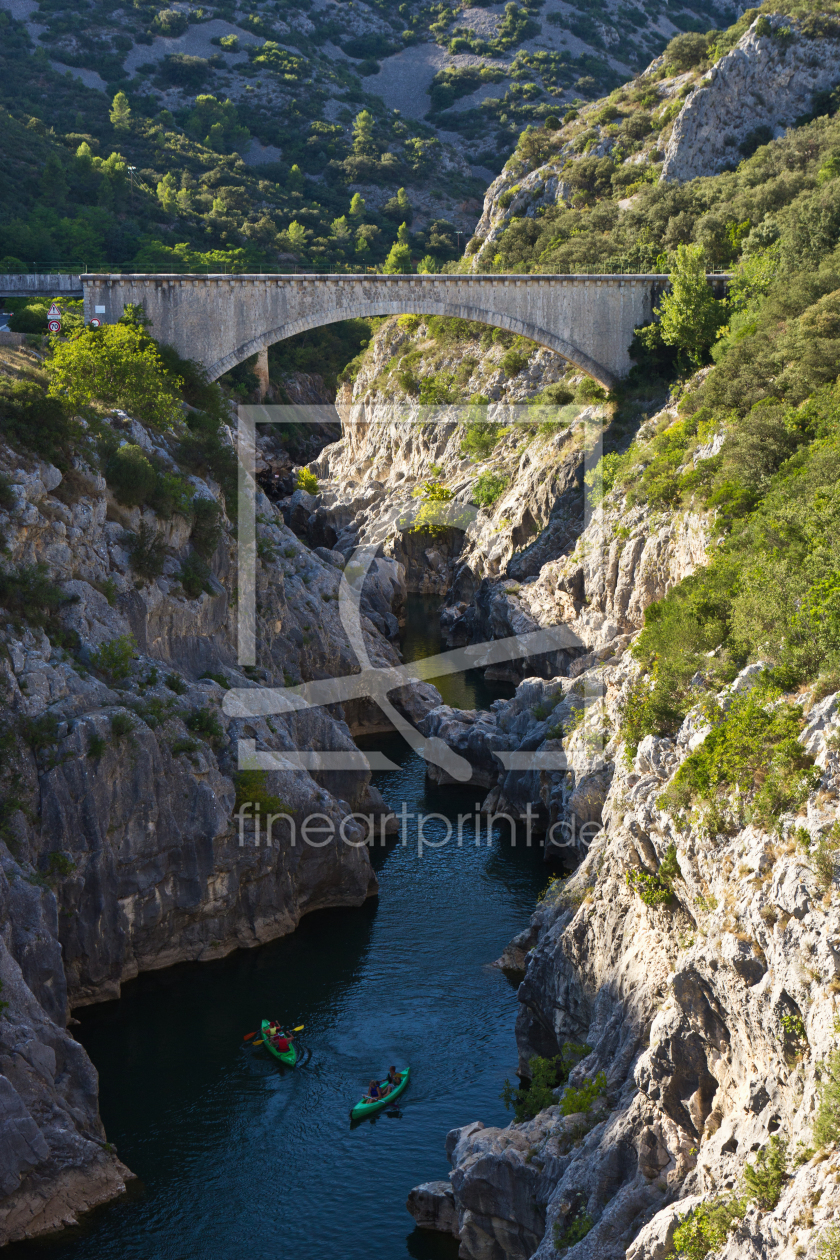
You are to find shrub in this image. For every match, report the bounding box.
[110,711,135,739]
[105,445,158,507]
[199,671,229,688]
[48,323,184,428]
[87,732,106,758]
[179,552,214,598]
[812,835,838,895]
[9,302,48,333]
[22,713,61,749]
[166,673,187,694]
[818,1227,840,1260]
[560,1071,608,1116]
[185,706,223,743]
[659,692,820,832]
[626,867,673,906]
[742,1136,787,1210]
[673,1198,743,1259]
[472,471,509,508]
[46,852,75,877]
[122,522,167,580]
[814,1047,840,1146]
[0,564,74,632]
[233,769,290,815]
[461,417,502,460]
[500,1044,591,1122]
[554,1210,594,1250]
[90,634,137,683]
[190,496,223,558]
[296,467,318,494]
[501,348,529,377]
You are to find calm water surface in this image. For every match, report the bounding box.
[12,599,544,1260]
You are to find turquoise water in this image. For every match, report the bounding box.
[10,600,544,1260]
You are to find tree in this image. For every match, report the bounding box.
[352,109,376,156]
[383,241,412,273]
[48,324,184,428]
[186,95,249,154]
[288,163,304,192]
[331,215,352,244]
[349,192,365,219]
[286,220,307,251]
[397,221,410,245]
[110,91,132,131]
[417,254,439,274]
[157,172,178,215]
[658,243,726,368]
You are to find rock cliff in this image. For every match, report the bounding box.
[661,14,840,182]
[0,347,437,1240]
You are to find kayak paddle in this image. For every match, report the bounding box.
[245,1023,304,1045]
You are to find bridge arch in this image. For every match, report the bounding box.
[208,300,617,389]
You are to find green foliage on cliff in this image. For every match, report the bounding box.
[49,324,184,428]
[814,1046,840,1146]
[673,1198,743,1259]
[500,1042,591,1121]
[659,692,821,832]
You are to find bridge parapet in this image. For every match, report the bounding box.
[0,274,83,298]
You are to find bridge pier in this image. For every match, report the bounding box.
[255,347,270,400]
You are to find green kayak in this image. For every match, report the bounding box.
[261,1020,297,1066]
[351,1067,410,1119]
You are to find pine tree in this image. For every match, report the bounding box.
[156,173,178,214]
[110,91,132,131]
[352,110,376,156]
[349,193,365,218]
[383,241,412,273]
[397,221,410,245]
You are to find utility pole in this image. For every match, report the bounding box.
[128,165,136,208]
[456,229,463,254]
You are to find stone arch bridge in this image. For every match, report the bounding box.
[77,271,690,389]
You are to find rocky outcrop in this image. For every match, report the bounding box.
[410,650,840,1259]
[0,850,131,1245]
[662,14,840,182]
[0,390,439,1238]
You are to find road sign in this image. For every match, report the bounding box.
[89,317,102,328]
[47,302,61,318]
[48,320,61,333]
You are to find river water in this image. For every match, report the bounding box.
[11,598,548,1260]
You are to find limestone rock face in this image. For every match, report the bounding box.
[409,661,840,1260]
[662,15,840,182]
[0,400,426,1238]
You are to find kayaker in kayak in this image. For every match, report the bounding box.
[267,1022,292,1051]
[365,1079,390,1102]
[387,1066,401,1086]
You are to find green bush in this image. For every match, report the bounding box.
[185,706,223,743]
[121,522,167,580]
[659,692,820,832]
[296,467,319,494]
[673,1198,743,1259]
[626,867,673,906]
[190,496,223,559]
[46,851,75,877]
[472,471,509,508]
[818,1227,840,1260]
[166,673,188,695]
[560,1070,608,1116]
[0,380,82,469]
[742,1136,787,1210]
[178,552,214,598]
[105,445,158,507]
[0,564,74,633]
[48,323,184,428]
[22,713,61,749]
[554,1210,594,1250]
[110,711,135,739]
[233,769,290,815]
[501,348,529,377]
[90,634,137,683]
[87,732,106,759]
[814,1047,840,1147]
[461,417,502,460]
[9,302,48,333]
[500,1044,591,1122]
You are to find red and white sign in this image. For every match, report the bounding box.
[89,317,102,328]
[47,302,61,318]
[48,320,61,333]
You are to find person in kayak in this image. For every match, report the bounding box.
[387,1067,401,1086]
[365,1079,390,1102]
